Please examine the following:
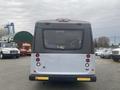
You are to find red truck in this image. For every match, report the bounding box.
[20,43,31,56]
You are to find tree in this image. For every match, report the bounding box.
[97,36,110,47]
[93,38,98,48]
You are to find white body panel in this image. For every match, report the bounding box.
[31,53,95,75]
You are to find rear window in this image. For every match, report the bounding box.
[43,30,83,50]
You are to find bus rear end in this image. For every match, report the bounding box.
[29,19,96,82]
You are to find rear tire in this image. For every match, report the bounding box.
[16,56,19,58]
[100,55,104,59]
[113,59,119,62]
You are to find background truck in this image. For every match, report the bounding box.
[0,41,20,59]
[13,31,33,56]
[20,43,31,56]
[112,48,120,62]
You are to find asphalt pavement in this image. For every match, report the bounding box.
[0,56,120,90]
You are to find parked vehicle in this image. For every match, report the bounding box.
[0,41,20,59]
[29,19,96,82]
[95,49,105,56]
[112,48,120,62]
[100,49,112,59]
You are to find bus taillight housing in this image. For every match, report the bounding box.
[86,54,90,58]
[35,53,41,66]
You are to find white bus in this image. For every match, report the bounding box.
[29,19,96,82]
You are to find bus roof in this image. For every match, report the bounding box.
[36,19,90,25]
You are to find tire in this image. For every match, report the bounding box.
[100,55,104,58]
[16,56,20,58]
[113,58,119,62]
[95,54,97,56]
[16,55,20,58]
[0,53,4,59]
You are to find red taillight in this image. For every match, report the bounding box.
[36,58,40,61]
[85,54,90,69]
[36,53,40,57]
[86,54,90,58]
[86,59,90,62]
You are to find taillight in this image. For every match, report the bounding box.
[86,59,90,62]
[36,53,40,57]
[86,54,90,58]
[86,54,90,62]
[85,54,90,69]
[35,53,41,67]
[36,58,40,61]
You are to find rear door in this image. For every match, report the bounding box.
[32,53,95,75]
[32,29,95,75]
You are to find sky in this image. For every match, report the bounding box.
[0,0,120,42]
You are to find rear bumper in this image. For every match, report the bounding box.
[29,74,96,82]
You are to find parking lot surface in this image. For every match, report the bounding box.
[0,56,120,90]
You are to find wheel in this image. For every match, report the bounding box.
[16,56,20,58]
[100,55,104,58]
[0,53,4,59]
[113,58,119,62]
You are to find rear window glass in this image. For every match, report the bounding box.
[43,30,83,50]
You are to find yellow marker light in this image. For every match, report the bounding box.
[35,76,49,80]
[77,77,91,81]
